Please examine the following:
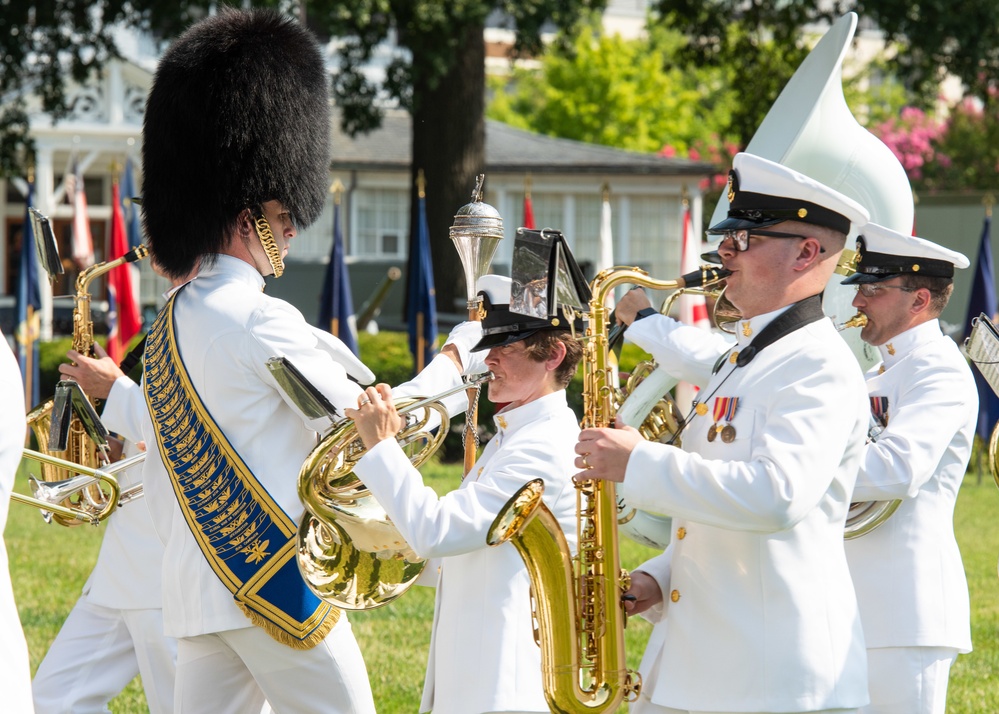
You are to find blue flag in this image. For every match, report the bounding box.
[120,157,143,250]
[318,201,359,356]
[965,215,999,440]
[16,182,41,407]
[406,186,437,373]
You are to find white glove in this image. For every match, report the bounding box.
[443,321,487,375]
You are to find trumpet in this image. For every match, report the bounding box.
[14,449,145,526]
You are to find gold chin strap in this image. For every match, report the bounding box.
[253,213,285,277]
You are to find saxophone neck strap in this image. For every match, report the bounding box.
[119,334,147,381]
[143,290,337,649]
[714,294,826,374]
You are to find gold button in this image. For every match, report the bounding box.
[729,351,739,364]
[670,589,680,603]
[676,527,686,540]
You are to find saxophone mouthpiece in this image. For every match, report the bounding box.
[677,266,732,289]
[126,245,150,263]
[838,312,868,331]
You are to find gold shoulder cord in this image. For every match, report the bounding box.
[253,214,285,277]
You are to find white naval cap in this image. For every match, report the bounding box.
[842,222,970,285]
[708,152,870,236]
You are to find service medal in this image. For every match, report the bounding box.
[707,425,718,442]
[712,396,740,445]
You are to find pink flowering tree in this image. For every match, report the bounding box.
[660,135,740,216]
[871,106,947,185]
[872,96,999,192]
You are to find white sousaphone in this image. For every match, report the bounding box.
[618,12,913,548]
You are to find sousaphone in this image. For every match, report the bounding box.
[618,12,913,546]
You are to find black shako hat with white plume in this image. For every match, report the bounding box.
[141,8,331,279]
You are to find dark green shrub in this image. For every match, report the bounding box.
[37,330,654,463]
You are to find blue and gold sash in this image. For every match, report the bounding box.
[144,294,337,649]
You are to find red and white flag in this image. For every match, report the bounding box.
[675,199,710,410]
[68,162,95,269]
[678,201,709,329]
[523,191,535,230]
[106,180,142,364]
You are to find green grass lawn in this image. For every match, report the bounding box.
[9,457,999,713]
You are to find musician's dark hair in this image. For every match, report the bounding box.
[521,331,583,388]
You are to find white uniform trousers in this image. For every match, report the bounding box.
[633,704,858,714]
[862,646,958,714]
[32,599,177,714]
[173,616,374,714]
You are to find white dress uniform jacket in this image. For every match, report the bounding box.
[623,307,870,712]
[85,378,165,609]
[139,255,465,638]
[353,390,580,714]
[844,319,975,652]
[30,379,178,714]
[0,334,34,713]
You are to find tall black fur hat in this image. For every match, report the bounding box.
[141,8,331,278]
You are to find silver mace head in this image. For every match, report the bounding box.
[449,174,503,313]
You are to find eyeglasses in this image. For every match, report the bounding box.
[854,283,916,298]
[719,229,822,253]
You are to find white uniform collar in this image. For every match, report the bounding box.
[877,318,942,370]
[733,302,795,347]
[492,390,568,434]
[202,253,267,292]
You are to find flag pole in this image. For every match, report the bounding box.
[330,179,344,336]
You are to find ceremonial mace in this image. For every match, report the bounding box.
[450,174,503,476]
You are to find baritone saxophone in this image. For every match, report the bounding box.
[488,265,728,713]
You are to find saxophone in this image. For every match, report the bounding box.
[25,245,149,526]
[488,265,729,713]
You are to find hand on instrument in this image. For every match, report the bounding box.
[58,343,125,399]
[346,383,403,451]
[573,416,643,482]
[614,288,653,327]
[622,570,663,615]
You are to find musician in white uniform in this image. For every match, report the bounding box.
[842,223,975,714]
[349,275,582,714]
[137,9,477,713]
[578,153,872,714]
[32,345,177,714]
[0,329,34,713]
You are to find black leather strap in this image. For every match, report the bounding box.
[120,334,148,382]
[713,294,825,373]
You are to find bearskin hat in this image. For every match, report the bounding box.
[141,8,331,279]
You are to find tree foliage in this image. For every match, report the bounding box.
[2,0,605,312]
[488,19,737,155]
[651,0,999,142]
[853,0,999,106]
[651,0,829,147]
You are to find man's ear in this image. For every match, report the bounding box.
[792,237,824,271]
[910,287,933,316]
[547,338,568,372]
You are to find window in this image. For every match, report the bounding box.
[353,188,407,259]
